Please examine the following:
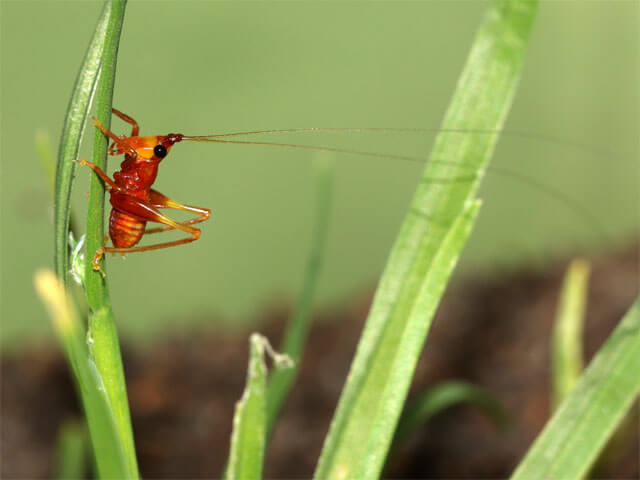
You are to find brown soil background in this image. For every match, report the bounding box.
[2,246,639,479]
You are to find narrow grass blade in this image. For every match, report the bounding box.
[511,298,640,480]
[54,1,110,283]
[266,154,334,435]
[552,259,590,408]
[54,420,87,480]
[34,270,128,479]
[392,381,509,450]
[228,334,292,480]
[314,2,539,479]
[81,1,138,477]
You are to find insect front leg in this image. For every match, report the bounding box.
[76,159,120,191]
[94,118,137,158]
[112,108,139,137]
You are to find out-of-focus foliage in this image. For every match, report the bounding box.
[552,258,590,407]
[512,298,640,480]
[34,270,131,479]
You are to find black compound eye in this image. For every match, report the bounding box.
[154,144,167,158]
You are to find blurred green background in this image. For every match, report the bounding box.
[1,1,637,348]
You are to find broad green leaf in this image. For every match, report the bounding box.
[552,258,590,407]
[315,200,480,480]
[512,298,640,480]
[34,270,128,480]
[314,2,539,479]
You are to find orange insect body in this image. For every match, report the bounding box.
[108,133,182,247]
[80,109,209,273]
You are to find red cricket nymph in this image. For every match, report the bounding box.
[79,108,211,274]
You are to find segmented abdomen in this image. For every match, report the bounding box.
[109,210,146,248]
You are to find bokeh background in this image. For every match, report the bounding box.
[1,1,637,347]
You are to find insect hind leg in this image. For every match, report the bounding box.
[144,189,211,234]
[92,192,205,274]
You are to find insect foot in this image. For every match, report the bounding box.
[92,248,106,278]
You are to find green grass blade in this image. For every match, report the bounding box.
[313,2,539,478]
[512,298,640,480]
[34,270,128,480]
[85,1,125,293]
[54,420,87,480]
[552,259,590,408]
[227,334,279,480]
[81,1,138,477]
[315,200,481,479]
[54,1,110,283]
[266,155,334,435]
[392,381,509,450]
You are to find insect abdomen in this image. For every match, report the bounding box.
[109,210,146,248]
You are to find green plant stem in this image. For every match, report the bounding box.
[83,1,138,477]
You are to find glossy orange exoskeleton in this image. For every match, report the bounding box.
[80,108,211,273]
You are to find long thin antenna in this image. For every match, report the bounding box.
[182,137,609,242]
[183,137,424,163]
[184,127,619,163]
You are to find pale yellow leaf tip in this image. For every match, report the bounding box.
[34,269,74,333]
